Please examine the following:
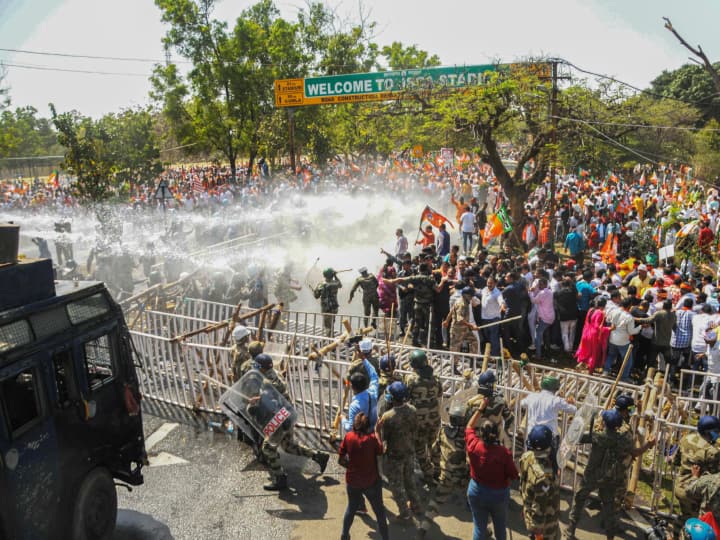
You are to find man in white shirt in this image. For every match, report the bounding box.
[460,207,476,255]
[603,297,641,382]
[480,276,505,356]
[691,304,716,371]
[394,228,408,258]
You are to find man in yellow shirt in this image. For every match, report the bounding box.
[629,264,651,298]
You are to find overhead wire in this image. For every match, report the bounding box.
[565,117,661,165]
[1,62,150,77]
[552,115,720,132]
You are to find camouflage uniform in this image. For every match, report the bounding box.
[313,277,341,335]
[380,403,420,515]
[405,368,443,482]
[449,297,478,355]
[395,274,436,347]
[259,369,318,474]
[687,472,720,519]
[349,274,380,326]
[673,432,720,523]
[377,370,403,417]
[418,421,468,535]
[567,422,634,537]
[465,393,515,448]
[232,343,251,382]
[273,270,298,308]
[520,449,561,540]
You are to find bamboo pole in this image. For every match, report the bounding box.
[603,344,633,409]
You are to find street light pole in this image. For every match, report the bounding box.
[548,61,559,245]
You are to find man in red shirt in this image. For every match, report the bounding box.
[465,404,519,540]
[416,224,436,248]
[339,412,388,540]
[698,220,715,259]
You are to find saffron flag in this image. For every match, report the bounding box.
[420,206,454,229]
[600,232,618,264]
[482,205,513,243]
[47,169,59,188]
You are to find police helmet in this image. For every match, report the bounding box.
[359,339,373,354]
[358,267,368,275]
[527,425,553,451]
[477,370,496,396]
[448,401,466,427]
[149,270,163,285]
[232,325,251,343]
[379,354,396,372]
[409,349,428,369]
[698,415,720,439]
[323,267,335,278]
[248,340,264,357]
[614,394,635,411]
[683,518,717,540]
[601,409,623,431]
[386,381,409,403]
[254,353,273,370]
[540,376,560,393]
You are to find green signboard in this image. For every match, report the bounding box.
[275,63,513,107]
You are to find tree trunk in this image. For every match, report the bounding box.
[507,187,530,250]
[229,154,236,184]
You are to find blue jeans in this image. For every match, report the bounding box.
[342,479,389,540]
[604,342,632,379]
[463,231,474,253]
[534,319,552,355]
[482,318,501,357]
[467,479,509,540]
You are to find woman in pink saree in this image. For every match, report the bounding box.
[377,262,398,317]
[575,296,611,373]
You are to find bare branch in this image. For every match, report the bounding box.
[663,16,720,93]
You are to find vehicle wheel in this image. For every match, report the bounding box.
[71,468,117,540]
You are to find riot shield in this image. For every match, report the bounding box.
[557,394,598,470]
[219,370,297,445]
[441,387,477,424]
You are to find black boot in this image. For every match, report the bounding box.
[313,452,329,474]
[263,473,288,491]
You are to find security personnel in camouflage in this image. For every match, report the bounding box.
[386,263,447,347]
[377,382,421,520]
[349,267,380,327]
[674,415,720,525]
[313,268,342,336]
[377,354,402,416]
[566,409,656,539]
[687,466,720,521]
[418,399,469,537]
[404,349,443,485]
[520,425,561,540]
[467,370,515,448]
[447,286,479,355]
[274,264,301,308]
[231,325,252,382]
[253,354,331,491]
[611,394,636,509]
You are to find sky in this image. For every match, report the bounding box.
[1,0,719,118]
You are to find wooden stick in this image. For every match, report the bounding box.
[255,309,267,342]
[604,344,633,409]
[626,367,656,506]
[481,342,492,373]
[170,303,275,343]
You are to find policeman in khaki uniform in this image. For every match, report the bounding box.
[674,415,720,525]
[445,286,479,355]
[404,349,443,485]
[467,370,515,448]
[687,462,720,526]
[520,425,561,540]
[377,354,402,416]
[252,353,330,491]
[312,268,342,336]
[231,325,252,381]
[348,267,380,327]
[566,409,655,540]
[376,382,420,520]
[418,399,470,537]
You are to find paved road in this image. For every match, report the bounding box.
[115,400,653,540]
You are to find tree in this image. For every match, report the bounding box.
[694,119,720,180]
[663,17,720,95]
[650,63,720,123]
[0,64,9,113]
[50,105,116,202]
[380,42,441,70]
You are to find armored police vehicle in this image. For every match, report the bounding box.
[0,224,146,540]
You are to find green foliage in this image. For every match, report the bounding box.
[650,63,720,123]
[50,105,115,202]
[0,106,63,165]
[694,119,720,180]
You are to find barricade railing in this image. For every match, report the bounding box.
[129,308,688,516]
[679,368,720,418]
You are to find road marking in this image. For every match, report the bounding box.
[148,451,188,467]
[145,422,179,451]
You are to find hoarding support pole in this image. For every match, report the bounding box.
[288,107,296,173]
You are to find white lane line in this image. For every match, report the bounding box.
[145,422,179,451]
[148,452,188,467]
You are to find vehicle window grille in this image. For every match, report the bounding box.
[30,306,71,340]
[0,320,33,354]
[67,293,110,325]
[83,334,114,391]
[1,368,40,435]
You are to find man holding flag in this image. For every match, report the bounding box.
[482,205,513,247]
